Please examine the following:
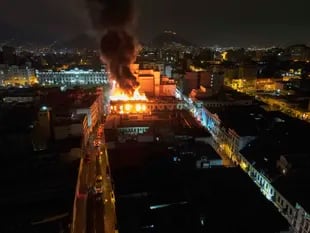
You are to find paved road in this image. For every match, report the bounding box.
[97,144,117,233]
[72,137,97,233]
[72,123,117,233]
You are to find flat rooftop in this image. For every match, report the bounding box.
[241,112,310,167]
[273,167,310,212]
[39,88,99,111]
[197,87,253,102]
[0,155,79,232]
[207,105,266,136]
[108,142,288,232]
[239,110,310,212]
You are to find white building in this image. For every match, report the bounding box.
[36,68,108,86]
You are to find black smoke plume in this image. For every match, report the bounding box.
[85,0,139,95]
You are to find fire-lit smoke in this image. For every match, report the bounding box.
[85,0,139,95]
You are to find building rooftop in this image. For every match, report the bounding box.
[240,112,310,212]
[109,142,289,233]
[39,88,99,111]
[173,127,211,138]
[198,87,253,102]
[241,112,310,164]
[273,167,310,212]
[193,142,220,159]
[118,120,153,128]
[53,117,85,126]
[207,106,266,136]
[173,141,220,161]
[0,155,78,232]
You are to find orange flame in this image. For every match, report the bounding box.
[109,83,149,114]
[110,85,147,102]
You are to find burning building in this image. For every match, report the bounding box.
[108,76,181,115]
[85,0,180,116]
[109,80,150,115]
[109,88,184,115]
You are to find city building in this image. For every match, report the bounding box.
[108,137,289,232]
[239,116,310,233]
[0,64,37,86]
[287,44,310,61]
[183,69,224,96]
[109,97,185,116]
[130,64,177,97]
[139,62,165,75]
[0,87,80,233]
[39,88,103,146]
[227,64,258,92]
[36,68,108,87]
[179,90,310,233]
[189,86,254,108]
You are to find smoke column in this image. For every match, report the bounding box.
[85,0,139,95]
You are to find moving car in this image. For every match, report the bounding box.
[95,175,103,194]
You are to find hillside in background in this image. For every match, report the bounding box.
[52,33,98,50]
[151,31,193,48]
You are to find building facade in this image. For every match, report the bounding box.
[130,64,177,97]
[0,64,37,86]
[36,68,108,86]
[177,90,310,233]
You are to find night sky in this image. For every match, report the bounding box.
[1,0,310,46]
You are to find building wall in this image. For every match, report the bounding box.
[196,158,222,169]
[82,115,89,146]
[38,108,51,140]
[131,66,176,97]
[184,72,199,94]
[32,108,51,151]
[0,65,37,86]
[165,65,173,77]
[76,108,92,127]
[199,72,212,88]
[181,92,309,233]
[37,68,107,86]
[140,62,165,75]
[75,94,102,131]
[137,135,154,142]
[118,126,149,135]
[110,101,185,115]
[203,100,253,108]
[256,78,277,91]
[159,84,176,97]
[54,123,83,140]
[138,76,154,96]
[148,102,185,111]
[211,73,224,94]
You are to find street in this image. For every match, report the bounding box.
[72,123,117,233]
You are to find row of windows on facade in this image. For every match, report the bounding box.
[189,95,310,233]
[38,74,106,78]
[119,127,148,134]
[40,80,106,85]
[250,167,295,218]
[112,104,183,111]
[298,219,310,233]
[39,77,106,81]
[207,112,309,233]
[40,78,105,81]
[148,105,182,110]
